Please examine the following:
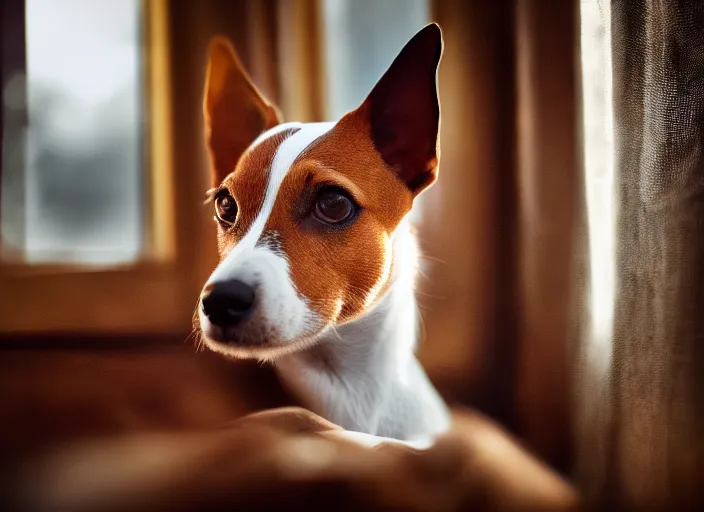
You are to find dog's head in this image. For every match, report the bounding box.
[196,24,443,360]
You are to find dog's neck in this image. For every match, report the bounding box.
[275,219,450,441]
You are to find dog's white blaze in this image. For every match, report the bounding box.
[203,121,336,345]
[255,121,336,244]
[249,121,299,152]
[208,121,335,282]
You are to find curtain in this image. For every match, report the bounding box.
[428,0,580,474]
[576,1,704,509]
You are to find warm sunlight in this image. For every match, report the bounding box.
[580,0,615,378]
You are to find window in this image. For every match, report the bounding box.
[2,0,144,265]
[0,0,199,335]
[320,0,430,121]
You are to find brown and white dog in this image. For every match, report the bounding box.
[196,24,450,448]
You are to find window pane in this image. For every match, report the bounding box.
[321,0,430,121]
[1,0,144,265]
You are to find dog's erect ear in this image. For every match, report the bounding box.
[354,23,443,196]
[203,37,282,187]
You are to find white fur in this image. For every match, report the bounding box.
[275,218,452,445]
[200,121,451,449]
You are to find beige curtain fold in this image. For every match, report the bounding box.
[426,0,581,474]
[424,0,518,423]
[513,0,582,475]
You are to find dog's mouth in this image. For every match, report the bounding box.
[195,303,327,361]
[197,304,276,344]
[199,330,317,362]
[202,325,275,349]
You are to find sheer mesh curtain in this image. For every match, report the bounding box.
[576,0,704,509]
[438,0,704,505]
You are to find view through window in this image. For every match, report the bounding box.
[1,0,144,265]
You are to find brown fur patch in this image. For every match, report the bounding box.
[204,37,282,188]
[262,109,414,324]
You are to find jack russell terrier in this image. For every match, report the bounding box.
[196,23,451,449]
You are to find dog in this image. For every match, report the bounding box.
[196,23,451,448]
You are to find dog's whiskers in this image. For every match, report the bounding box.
[188,302,207,353]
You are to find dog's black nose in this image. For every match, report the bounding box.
[201,279,255,329]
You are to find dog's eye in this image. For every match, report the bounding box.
[314,189,355,224]
[215,192,238,226]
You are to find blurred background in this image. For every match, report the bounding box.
[8,0,703,509]
[1,0,577,473]
[38,0,704,510]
